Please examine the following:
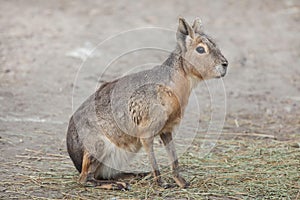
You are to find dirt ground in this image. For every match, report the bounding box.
[0,0,299,199]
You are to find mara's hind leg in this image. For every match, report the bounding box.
[79,150,130,190]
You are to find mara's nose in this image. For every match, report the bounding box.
[221,60,228,68]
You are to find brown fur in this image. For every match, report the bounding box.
[66,17,228,190]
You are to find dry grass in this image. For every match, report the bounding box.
[1,133,299,200]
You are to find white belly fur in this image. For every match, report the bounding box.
[94,136,140,179]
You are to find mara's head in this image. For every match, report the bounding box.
[176,17,228,80]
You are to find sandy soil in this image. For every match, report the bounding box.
[0,0,299,199]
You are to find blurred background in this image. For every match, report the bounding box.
[0,0,299,199]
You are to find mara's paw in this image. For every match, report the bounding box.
[155,178,173,189]
[102,181,130,190]
[174,176,189,188]
[83,178,130,190]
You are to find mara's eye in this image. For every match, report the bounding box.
[196,46,206,54]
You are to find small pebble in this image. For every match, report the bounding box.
[0,186,6,192]
[290,142,300,148]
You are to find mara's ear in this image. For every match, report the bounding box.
[192,18,203,34]
[176,17,195,51]
[177,17,194,38]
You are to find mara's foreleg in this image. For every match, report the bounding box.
[160,132,189,188]
[79,150,129,190]
[140,137,170,188]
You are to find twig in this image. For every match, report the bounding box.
[15,155,67,161]
[220,132,276,139]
